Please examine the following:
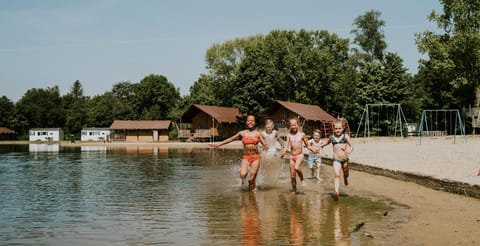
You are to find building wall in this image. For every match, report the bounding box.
[29,129,64,141]
[269,108,332,137]
[191,112,238,140]
[81,129,111,141]
[124,129,169,142]
[192,112,212,130]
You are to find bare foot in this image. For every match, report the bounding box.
[316,176,321,180]
[301,180,306,187]
[333,192,339,201]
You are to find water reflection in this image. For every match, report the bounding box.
[0,144,399,245]
[241,192,261,245]
[29,143,59,152]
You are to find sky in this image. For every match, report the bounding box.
[0,0,442,102]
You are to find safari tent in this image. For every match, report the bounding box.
[179,104,241,141]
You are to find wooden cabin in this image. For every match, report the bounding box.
[81,128,111,142]
[29,128,64,141]
[110,120,171,142]
[262,100,338,138]
[180,104,241,141]
[0,127,16,140]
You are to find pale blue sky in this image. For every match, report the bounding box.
[0,0,442,102]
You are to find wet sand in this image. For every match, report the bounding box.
[342,169,480,245]
[4,138,480,245]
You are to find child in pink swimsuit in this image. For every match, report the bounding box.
[281,118,315,193]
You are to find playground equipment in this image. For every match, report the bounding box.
[355,103,408,138]
[417,109,466,145]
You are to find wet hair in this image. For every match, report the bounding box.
[288,117,299,126]
[264,118,274,127]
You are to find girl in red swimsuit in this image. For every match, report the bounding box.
[281,118,315,193]
[209,115,268,191]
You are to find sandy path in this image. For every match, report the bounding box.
[339,168,480,245]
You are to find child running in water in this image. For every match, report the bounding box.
[307,129,327,180]
[281,118,315,193]
[209,115,268,191]
[320,119,353,200]
[260,119,283,156]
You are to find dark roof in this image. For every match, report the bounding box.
[181,104,241,123]
[0,127,15,134]
[266,100,336,122]
[110,120,171,130]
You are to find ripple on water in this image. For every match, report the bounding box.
[0,145,408,245]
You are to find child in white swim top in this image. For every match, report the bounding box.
[261,119,283,156]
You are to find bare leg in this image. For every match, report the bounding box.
[316,163,321,180]
[333,161,342,198]
[240,159,250,185]
[294,157,305,187]
[248,159,260,191]
[342,163,349,186]
[289,159,297,192]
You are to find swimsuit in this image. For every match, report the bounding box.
[307,139,323,167]
[330,133,347,145]
[307,154,321,167]
[334,158,349,165]
[242,136,259,145]
[288,132,305,161]
[290,153,304,161]
[288,132,304,145]
[242,131,261,163]
[243,155,261,163]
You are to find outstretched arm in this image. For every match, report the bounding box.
[319,138,331,148]
[303,138,317,153]
[209,131,242,148]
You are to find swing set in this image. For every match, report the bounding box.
[417,109,466,144]
[355,103,408,138]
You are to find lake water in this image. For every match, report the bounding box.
[0,144,403,245]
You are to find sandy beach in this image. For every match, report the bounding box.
[3,137,480,245]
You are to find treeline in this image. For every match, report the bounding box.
[1,1,480,138]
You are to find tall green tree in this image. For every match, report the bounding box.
[415,0,480,109]
[111,81,136,119]
[348,11,418,131]
[15,86,65,137]
[351,10,387,63]
[86,92,118,127]
[0,96,15,128]
[63,80,88,136]
[134,74,180,119]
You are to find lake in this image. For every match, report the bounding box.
[0,144,401,245]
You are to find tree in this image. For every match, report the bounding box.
[134,74,180,119]
[351,10,387,63]
[86,92,118,127]
[415,0,480,109]
[15,86,65,137]
[0,96,15,128]
[111,81,136,119]
[63,80,88,136]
